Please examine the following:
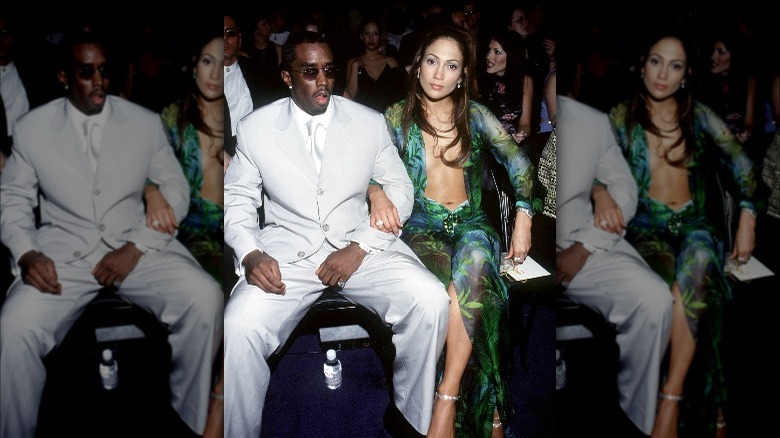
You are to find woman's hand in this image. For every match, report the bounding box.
[512,130,528,143]
[368,185,402,235]
[592,184,625,234]
[144,184,177,235]
[731,209,757,263]
[508,211,532,262]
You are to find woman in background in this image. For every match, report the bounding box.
[479,29,533,144]
[343,16,406,113]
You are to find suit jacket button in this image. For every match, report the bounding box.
[73,251,81,257]
[322,224,329,231]
[98,224,106,231]
[297,251,305,257]
[317,188,324,196]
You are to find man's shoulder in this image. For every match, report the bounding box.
[332,96,385,123]
[16,98,63,125]
[243,98,288,122]
[108,96,159,119]
[558,96,612,127]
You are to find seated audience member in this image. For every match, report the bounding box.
[371,25,535,437]
[222,31,450,437]
[342,16,406,113]
[602,30,758,436]
[0,30,223,438]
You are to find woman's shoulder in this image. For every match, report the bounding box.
[468,99,492,115]
[384,100,406,119]
[692,100,717,115]
[160,100,183,126]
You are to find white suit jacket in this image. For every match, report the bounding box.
[0,96,190,275]
[556,96,638,252]
[225,96,414,271]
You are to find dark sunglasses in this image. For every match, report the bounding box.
[290,66,338,80]
[76,64,111,80]
[224,29,239,38]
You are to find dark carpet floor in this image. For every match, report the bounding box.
[262,298,556,437]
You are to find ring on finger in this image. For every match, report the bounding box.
[152,219,161,227]
[375,219,384,227]
[599,219,608,227]
[337,279,346,288]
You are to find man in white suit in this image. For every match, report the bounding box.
[223,31,450,437]
[0,31,223,437]
[556,95,673,435]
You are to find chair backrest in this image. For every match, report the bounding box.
[481,153,516,252]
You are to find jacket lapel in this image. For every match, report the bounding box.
[275,100,319,184]
[94,97,126,184]
[52,99,93,183]
[317,98,350,185]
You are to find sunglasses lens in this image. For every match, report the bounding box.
[77,64,111,80]
[296,67,337,80]
[225,29,238,38]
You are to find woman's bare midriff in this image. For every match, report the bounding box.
[423,130,467,211]
[647,130,691,211]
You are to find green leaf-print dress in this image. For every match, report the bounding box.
[609,101,756,435]
[384,100,535,437]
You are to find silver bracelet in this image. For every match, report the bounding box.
[517,207,533,219]
[434,391,460,401]
[741,207,757,218]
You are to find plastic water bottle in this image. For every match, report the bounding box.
[555,348,566,390]
[99,348,118,390]
[323,349,342,389]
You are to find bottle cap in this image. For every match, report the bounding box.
[326,349,336,361]
[102,349,113,361]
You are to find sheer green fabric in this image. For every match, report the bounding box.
[384,100,534,436]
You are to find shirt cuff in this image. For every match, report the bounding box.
[352,241,379,254]
[133,242,150,254]
[578,240,598,254]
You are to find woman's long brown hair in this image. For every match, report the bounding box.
[401,25,478,167]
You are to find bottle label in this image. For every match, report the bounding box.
[324,362,342,389]
[100,363,118,390]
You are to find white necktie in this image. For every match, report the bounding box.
[307,118,324,173]
[83,119,99,173]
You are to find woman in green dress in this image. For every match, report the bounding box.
[369,26,535,437]
[595,30,757,437]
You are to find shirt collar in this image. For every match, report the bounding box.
[291,98,333,134]
[66,96,110,131]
